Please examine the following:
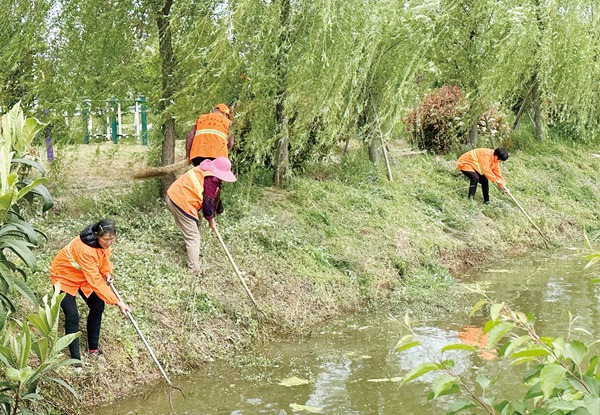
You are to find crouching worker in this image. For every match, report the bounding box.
[166,156,236,276]
[457,148,509,204]
[50,219,130,361]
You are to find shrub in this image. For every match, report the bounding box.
[404,87,512,154]
[404,85,469,154]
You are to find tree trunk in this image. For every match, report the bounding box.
[272,0,291,186]
[512,89,530,131]
[342,136,351,157]
[156,0,177,195]
[273,133,289,186]
[468,119,478,148]
[368,135,380,163]
[532,80,544,141]
[513,75,536,131]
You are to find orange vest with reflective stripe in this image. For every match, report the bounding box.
[49,237,118,304]
[457,148,505,184]
[189,113,230,160]
[167,167,214,220]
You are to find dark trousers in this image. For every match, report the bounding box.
[461,170,489,202]
[60,290,105,359]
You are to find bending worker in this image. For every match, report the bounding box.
[165,156,237,276]
[186,103,234,166]
[50,219,130,362]
[457,147,509,204]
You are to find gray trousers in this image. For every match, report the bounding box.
[165,197,202,274]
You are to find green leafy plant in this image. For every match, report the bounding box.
[397,285,600,414]
[0,284,80,415]
[0,102,54,329]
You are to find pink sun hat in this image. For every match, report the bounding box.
[199,157,236,182]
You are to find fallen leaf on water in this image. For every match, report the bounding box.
[367,377,402,383]
[360,355,372,359]
[289,403,323,413]
[278,376,310,387]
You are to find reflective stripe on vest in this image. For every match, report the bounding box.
[195,128,228,142]
[66,241,81,270]
[470,150,483,175]
[187,169,204,197]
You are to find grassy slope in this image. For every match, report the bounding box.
[26,138,599,411]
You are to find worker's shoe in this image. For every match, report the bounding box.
[72,361,84,372]
[87,349,106,363]
[483,200,490,205]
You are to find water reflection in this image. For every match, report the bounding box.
[395,326,472,378]
[97,253,594,415]
[458,325,496,360]
[305,360,354,414]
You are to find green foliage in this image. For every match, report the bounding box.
[0,0,52,109]
[0,103,51,218]
[4,0,600,179]
[0,103,54,328]
[0,285,80,415]
[397,282,600,415]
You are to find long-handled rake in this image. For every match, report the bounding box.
[109,282,184,408]
[504,188,550,247]
[212,227,266,317]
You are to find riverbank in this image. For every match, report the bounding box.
[27,138,599,413]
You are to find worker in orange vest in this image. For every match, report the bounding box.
[457,148,509,204]
[185,103,234,166]
[165,157,236,276]
[50,219,130,363]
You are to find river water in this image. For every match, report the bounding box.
[99,251,597,414]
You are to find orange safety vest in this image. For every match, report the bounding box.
[189,113,231,160]
[50,237,118,304]
[167,167,214,220]
[457,148,505,184]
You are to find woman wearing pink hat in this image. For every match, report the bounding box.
[165,157,236,276]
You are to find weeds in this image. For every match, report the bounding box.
[24,136,600,410]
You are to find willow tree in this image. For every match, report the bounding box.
[422,0,600,146]
[43,0,183,193]
[0,0,53,110]
[185,0,436,180]
[150,0,178,192]
[38,0,160,136]
[415,0,528,148]
[482,0,600,142]
[535,1,600,141]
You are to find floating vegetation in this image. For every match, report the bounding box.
[278,376,310,387]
